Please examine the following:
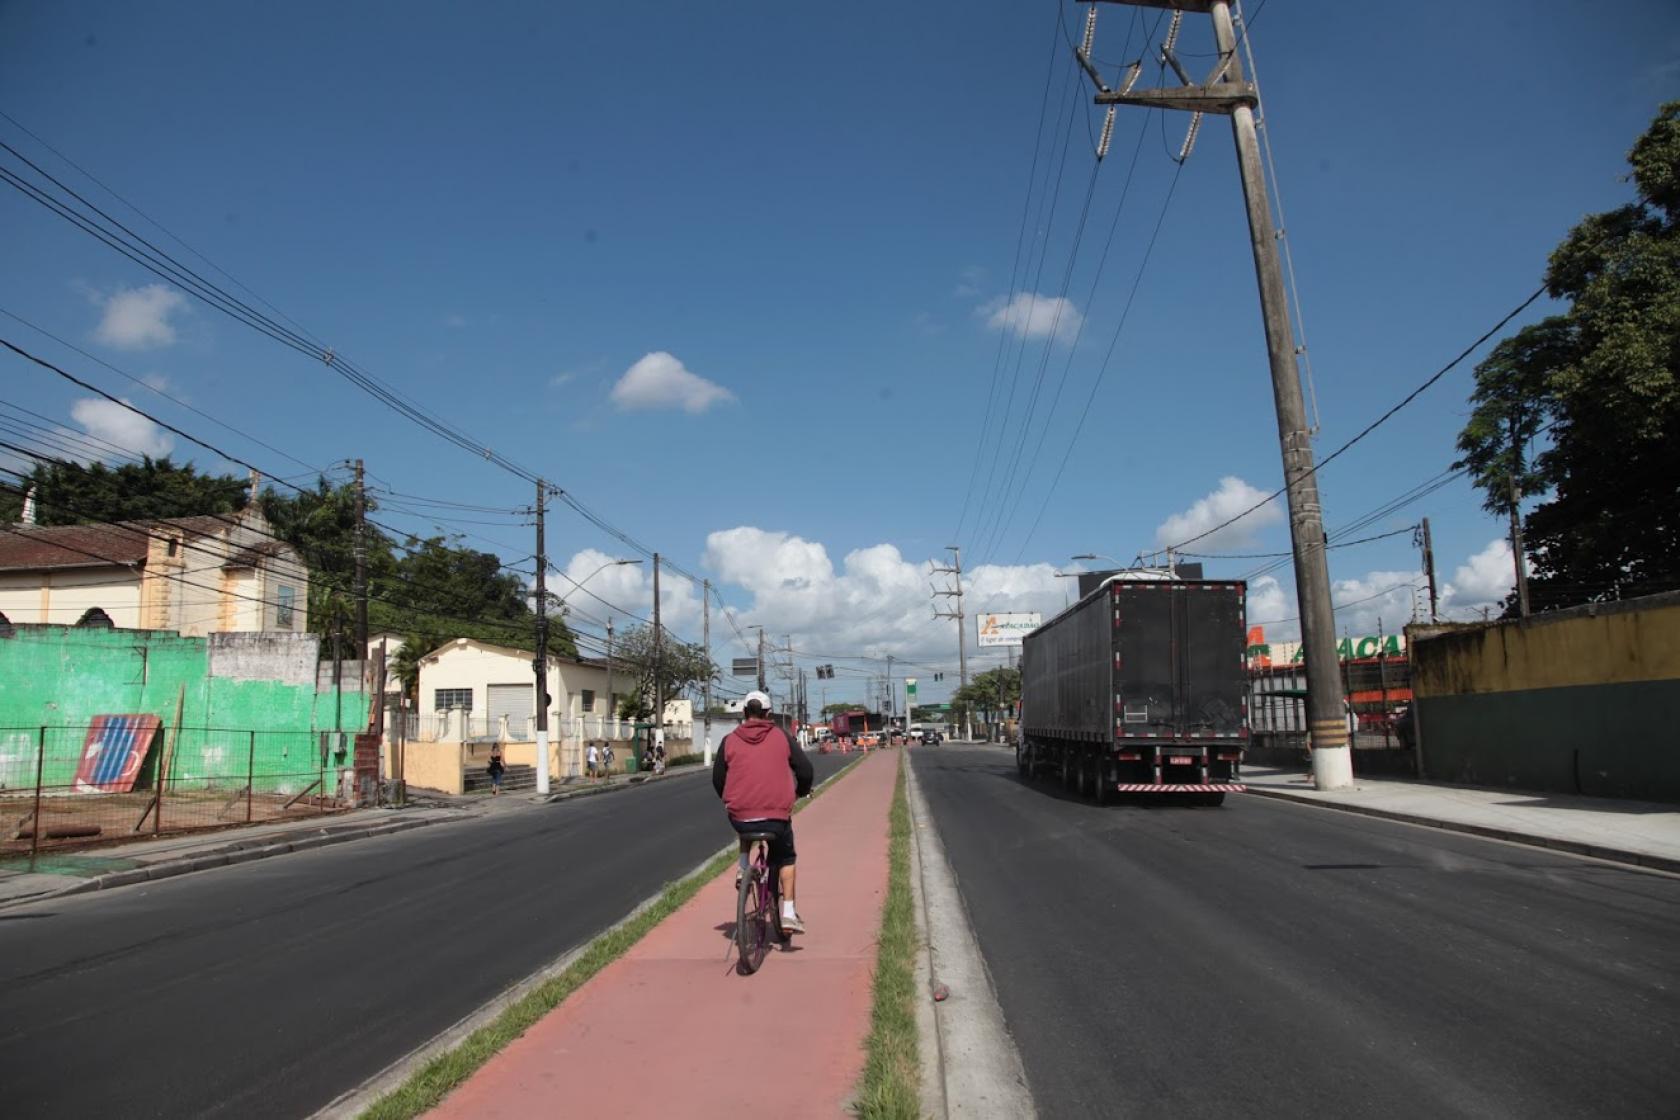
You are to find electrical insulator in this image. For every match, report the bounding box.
[1177,112,1204,164]
[1120,61,1142,95]
[1162,10,1182,55]
[1081,6,1098,57]
[1096,106,1116,162]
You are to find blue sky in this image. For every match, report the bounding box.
[3,1,1677,706]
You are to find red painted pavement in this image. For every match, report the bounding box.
[428,749,899,1120]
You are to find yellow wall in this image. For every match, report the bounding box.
[1412,599,1680,698]
[398,741,465,794]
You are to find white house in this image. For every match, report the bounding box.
[415,637,637,741]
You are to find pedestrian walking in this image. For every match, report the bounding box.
[604,741,616,776]
[487,747,506,796]
[587,741,600,780]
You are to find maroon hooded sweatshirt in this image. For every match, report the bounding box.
[712,719,815,821]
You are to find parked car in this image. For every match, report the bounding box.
[920,729,941,745]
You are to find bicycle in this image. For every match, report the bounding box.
[734,831,791,975]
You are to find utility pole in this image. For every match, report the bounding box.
[756,627,767,692]
[1085,0,1350,788]
[1506,418,1531,618]
[652,553,663,743]
[533,480,551,795]
[932,545,970,741]
[1416,518,1440,622]
[606,616,616,738]
[352,458,367,660]
[702,580,713,765]
[886,654,895,723]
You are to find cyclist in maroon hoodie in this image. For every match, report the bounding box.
[713,690,815,933]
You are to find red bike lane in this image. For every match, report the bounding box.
[428,749,898,1119]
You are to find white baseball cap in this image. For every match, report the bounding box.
[743,690,772,710]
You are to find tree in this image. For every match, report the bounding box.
[607,624,716,720]
[1456,102,1680,612]
[0,456,248,525]
[951,666,1021,734]
[821,701,861,717]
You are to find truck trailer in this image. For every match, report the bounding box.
[1017,576,1248,805]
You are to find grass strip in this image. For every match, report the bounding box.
[357,752,867,1120]
[853,752,920,1119]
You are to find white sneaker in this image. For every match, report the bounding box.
[780,908,805,935]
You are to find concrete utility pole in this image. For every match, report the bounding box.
[353,458,367,660]
[1417,517,1440,622]
[652,553,663,737]
[932,546,970,741]
[756,627,767,692]
[533,480,551,795]
[606,616,615,737]
[1084,0,1350,788]
[702,579,713,765]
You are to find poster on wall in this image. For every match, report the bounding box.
[73,714,162,793]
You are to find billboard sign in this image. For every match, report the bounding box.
[1246,626,1406,669]
[731,657,760,678]
[976,611,1042,647]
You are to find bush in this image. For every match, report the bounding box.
[666,753,704,768]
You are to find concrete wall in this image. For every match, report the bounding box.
[1409,593,1680,800]
[0,625,372,794]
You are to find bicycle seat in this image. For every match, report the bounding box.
[738,831,777,843]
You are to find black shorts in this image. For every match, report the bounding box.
[730,817,796,869]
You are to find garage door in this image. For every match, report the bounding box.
[487,683,534,739]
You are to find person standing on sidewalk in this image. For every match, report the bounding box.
[713,690,814,934]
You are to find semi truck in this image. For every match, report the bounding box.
[1017,575,1249,806]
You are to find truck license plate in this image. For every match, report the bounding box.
[1168,755,1193,765]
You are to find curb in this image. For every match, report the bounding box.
[905,756,1037,1119]
[1244,787,1680,875]
[539,764,706,805]
[0,814,455,911]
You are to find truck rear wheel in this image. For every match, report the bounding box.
[1060,751,1076,791]
[1192,792,1226,807]
[1094,759,1111,806]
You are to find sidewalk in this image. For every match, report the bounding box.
[0,803,463,910]
[428,749,899,1120]
[1243,765,1680,872]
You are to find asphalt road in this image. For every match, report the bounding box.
[913,745,1680,1120]
[0,753,852,1120]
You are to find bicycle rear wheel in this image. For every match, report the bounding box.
[736,856,772,974]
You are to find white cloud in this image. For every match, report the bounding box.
[609,351,734,414]
[62,397,174,461]
[93,284,188,350]
[981,292,1082,343]
[1441,538,1516,620]
[140,373,171,392]
[1154,476,1284,551]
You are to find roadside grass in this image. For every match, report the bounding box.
[357,753,865,1120]
[853,753,920,1120]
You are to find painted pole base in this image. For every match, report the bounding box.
[534,730,552,795]
[1312,745,1355,791]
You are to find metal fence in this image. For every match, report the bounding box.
[0,725,349,863]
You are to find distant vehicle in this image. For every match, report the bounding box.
[1018,576,1248,806]
[920,729,941,745]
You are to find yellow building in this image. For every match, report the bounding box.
[0,511,308,635]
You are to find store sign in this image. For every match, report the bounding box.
[1246,626,1405,668]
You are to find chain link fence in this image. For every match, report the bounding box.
[0,725,350,863]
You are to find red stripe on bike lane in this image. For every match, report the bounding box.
[428,749,899,1120]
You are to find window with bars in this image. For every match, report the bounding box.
[581,689,596,713]
[435,688,473,711]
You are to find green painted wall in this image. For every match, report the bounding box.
[1417,679,1680,801]
[0,626,370,794]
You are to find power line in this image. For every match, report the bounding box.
[1012,157,1185,562]
[1161,286,1549,553]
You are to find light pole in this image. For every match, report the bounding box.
[551,558,641,777]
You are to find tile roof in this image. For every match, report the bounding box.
[0,515,234,572]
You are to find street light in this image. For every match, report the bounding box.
[1070,552,1122,566]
